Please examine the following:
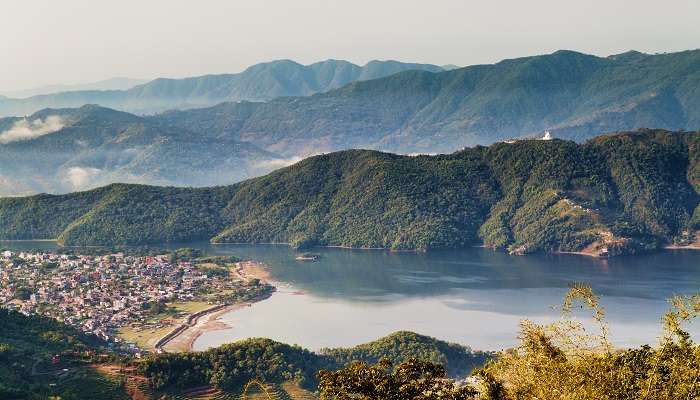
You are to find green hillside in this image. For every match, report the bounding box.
[0,130,697,255]
[0,309,486,398]
[138,331,488,391]
[320,331,490,377]
[0,309,128,400]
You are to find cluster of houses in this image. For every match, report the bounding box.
[0,250,261,344]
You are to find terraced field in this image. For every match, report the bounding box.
[92,366,316,400]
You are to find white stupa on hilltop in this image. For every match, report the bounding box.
[540,130,553,140]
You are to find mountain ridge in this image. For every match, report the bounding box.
[0,59,444,117]
[1,77,146,99]
[1,49,699,196]
[153,49,700,155]
[1,129,697,256]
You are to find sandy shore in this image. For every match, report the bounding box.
[157,260,274,353]
[161,304,240,352]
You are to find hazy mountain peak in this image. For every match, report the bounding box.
[0,59,444,117]
[2,77,146,99]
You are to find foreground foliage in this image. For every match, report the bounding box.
[318,358,477,400]
[477,285,700,400]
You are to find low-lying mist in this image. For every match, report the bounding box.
[0,116,64,144]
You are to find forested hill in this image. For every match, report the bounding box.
[0,130,697,255]
[139,331,489,390]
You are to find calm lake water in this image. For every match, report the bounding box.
[3,241,700,351]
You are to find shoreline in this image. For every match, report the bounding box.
[664,245,700,250]
[155,260,274,353]
[0,239,57,242]
[157,303,240,353]
[554,250,603,258]
[4,238,700,258]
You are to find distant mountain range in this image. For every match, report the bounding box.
[1,77,147,99]
[0,60,444,117]
[153,49,699,156]
[0,130,697,256]
[0,49,698,196]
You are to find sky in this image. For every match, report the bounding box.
[1,0,698,93]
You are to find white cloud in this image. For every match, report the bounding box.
[64,166,102,189]
[252,156,305,171]
[0,116,64,144]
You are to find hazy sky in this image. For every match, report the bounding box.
[2,0,698,92]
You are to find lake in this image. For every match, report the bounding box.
[3,241,700,351]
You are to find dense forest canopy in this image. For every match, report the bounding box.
[0,130,697,256]
[138,331,489,391]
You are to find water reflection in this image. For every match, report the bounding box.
[195,244,700,350]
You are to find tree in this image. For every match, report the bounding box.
[318,357,477,400]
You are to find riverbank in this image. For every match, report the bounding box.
[155,260,274,353]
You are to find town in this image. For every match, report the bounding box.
[0,248,274,351]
